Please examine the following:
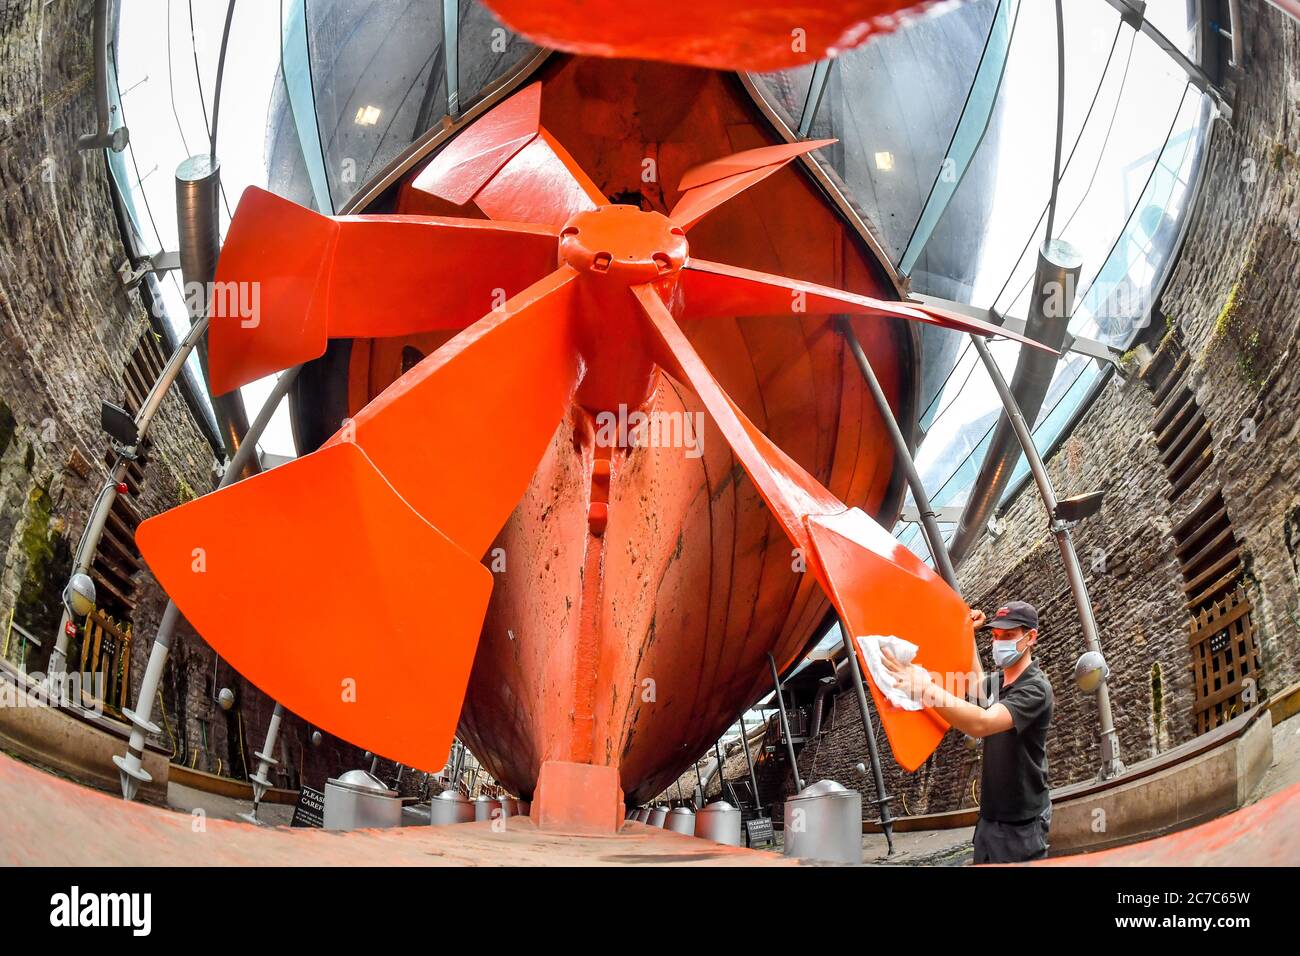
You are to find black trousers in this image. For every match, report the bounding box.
[973,805,1051,864]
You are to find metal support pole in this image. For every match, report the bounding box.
[713,740,727,798]
[114,367,302,800]
[969,334,1125,780]
[76,0,128,152]
[450,739,466,790]
[249,703,284,805]
[797,59,832,138]
[766,653,805,794]
[176,155,253,473]
[949,241,1084,565]
[1044,0,1066,244]
[442,0,461,117]
[55,153,254,645]
[840,320,983,712]
[839,320,959,592]
[49,314,213,677]
[737,712,762,813]
[693,758,705,808]
[836,632,895,853]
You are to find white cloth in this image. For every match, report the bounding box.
[855,635,923,711]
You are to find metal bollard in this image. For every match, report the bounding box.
[665,806,696,835]
[694,800,743,846]
[783,780,862,864]
[429,789,474,826]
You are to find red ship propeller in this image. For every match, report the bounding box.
[139,81,1051,773]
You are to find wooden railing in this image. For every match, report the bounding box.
[1188,586,1260,733]
[76,608,132,715]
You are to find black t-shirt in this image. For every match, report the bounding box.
[980,661,1053,822]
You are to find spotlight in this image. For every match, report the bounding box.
[1074,651,1110,694]
[1055,490,1105,525]
[65,573,96,617]
[217,688,235,711]
[100,400,138,447]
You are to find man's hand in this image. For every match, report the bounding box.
[970,608,987,630]
[880,649,934,704]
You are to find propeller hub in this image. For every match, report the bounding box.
[559,205,687,284]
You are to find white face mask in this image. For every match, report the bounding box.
[992,636,1026,668]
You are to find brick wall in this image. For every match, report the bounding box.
[0,1,380,796]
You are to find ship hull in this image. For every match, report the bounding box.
[327,56,917,803]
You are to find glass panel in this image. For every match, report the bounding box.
[993,86,1209,501]
[114,1,305,453]
[304,0,444,210]
[113,0,247,426]
[456,0,538,113]
[997,30,1191,319]
[1143,0,1201,59]
[900,0,1017,283]
[800,0,997,266]
[1070,89,1206,347]
[789,0,1002,416]
[748,63,815,131]
[983,8,1133,314]
[937,0,1126,310]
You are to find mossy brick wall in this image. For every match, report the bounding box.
[0,1,376,793]
[0,0,213,657]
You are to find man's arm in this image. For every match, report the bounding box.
[881,648,1012,739]
[921,683,1013,739]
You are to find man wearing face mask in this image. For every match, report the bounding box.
[881,600,1053,863]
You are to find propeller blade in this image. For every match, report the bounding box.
[669,141,835,231]
[807,509,976,771]
[135,441,493,770]
[632,282,971,771]
[210,186,561,396]
[677,140,838,191]
[208,186,336,396]
[411,81,543,205]
[679,258,1058,354]
[324,266,584,560]
[470,129,606,227]
[479,0,941,72]
[412,82,605,228]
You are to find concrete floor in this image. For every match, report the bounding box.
[1,717,1296,866]
[166,781,296,827]
[858,715,1300,865]
[1250,710,1300,805]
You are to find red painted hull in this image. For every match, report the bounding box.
[345,57,914,803]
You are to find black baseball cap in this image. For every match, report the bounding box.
[986,601,1038,631]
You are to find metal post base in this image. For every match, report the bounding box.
[112,754,152,802]
[1095,730,1127,781]
[122,707,161,737]
[250,748,280,804]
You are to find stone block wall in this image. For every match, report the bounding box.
[0,1,381,796]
